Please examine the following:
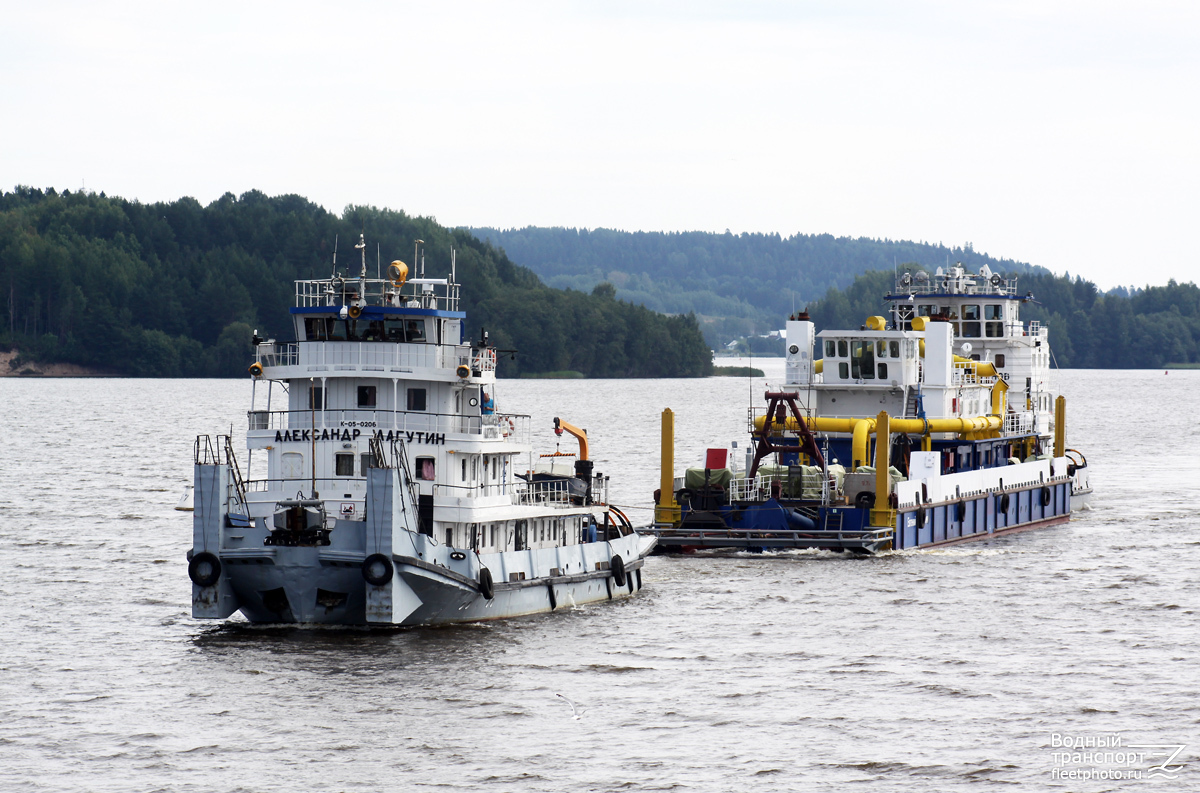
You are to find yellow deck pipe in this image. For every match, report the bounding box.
[753,414,1002,470]
[1054,396,1066,459]
[871,411,895,528]
[657,408,680,525]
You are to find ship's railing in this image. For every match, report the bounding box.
[1003,412,1035,436]
[255,341,477,372]
[244,477,366,495]
[294,276,461,312]
[518,479,572,505]
[951,370,999,388]
[893,272,1018,296]
[247,409,531,443]
[727,470,830,503]
[431,477,607,508]
[194,434,248,510]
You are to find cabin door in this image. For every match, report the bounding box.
[282,452,304,480]
[515,519,528,551]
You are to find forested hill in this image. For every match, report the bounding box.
[469,226,1046,345]
[809,269,1200,369]
[0,189,712,378]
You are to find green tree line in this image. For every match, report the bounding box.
[808,268,1200,369]
[0,188,712,378]
[469,225,1045,346]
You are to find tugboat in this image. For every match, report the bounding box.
[650,264,1091,553]
[187,236,654,625]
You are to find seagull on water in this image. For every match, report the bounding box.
[556,693,587,720]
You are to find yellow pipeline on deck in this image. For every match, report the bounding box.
[752,414,1002,469]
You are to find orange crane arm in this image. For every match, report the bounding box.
[553,417,589,460]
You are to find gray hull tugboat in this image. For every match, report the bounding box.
[188,237,654,625]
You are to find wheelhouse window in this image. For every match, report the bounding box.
[962,305,980,320]
[405,320,427,342]
[850,341,875,379]
[961,322,982,338]
[825,340,836,357]
[357,385,377,408]
[304,318,327,340]
[984,305,1004,320]
[838,362,849,379]
[308,386,323,410]
[877,363,888,379]
[407,388,427,411]
[416,456,435,481]
[837,340,849,357]
[335,453,355,477]
[890,340,900,358]
[917,305,935,317]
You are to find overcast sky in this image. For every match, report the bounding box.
[3,1,1197,288]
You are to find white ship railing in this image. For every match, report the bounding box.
[294,276,461,312]
[247,409,530,443]
[728,470,830,503]
[432,477,608,508]
[256,341,494,372]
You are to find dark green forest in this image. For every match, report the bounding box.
[0,188,712,378]
[809,269,1200,369]
[470,226,1046,346]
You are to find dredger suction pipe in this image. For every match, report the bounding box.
[753,414,1002,469]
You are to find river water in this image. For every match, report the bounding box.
[1,368,1196,791]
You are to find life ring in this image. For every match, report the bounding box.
[474,348,497,369]
[348,305,362,319]
[362,553,394,586]
[998,493,1010,513]
[610,554,626,588]
[188,551,221,587]
[478,567,494,600]
[248,362,263,377]
[1040,486,1051,507]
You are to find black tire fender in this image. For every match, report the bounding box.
[855,491,875,510]
[1040,486,1052,507]
[955,501,966,523]
[479,566,495,600]
[188,551,221,587]
[362,553,394,586]
[611,554,627,588]
[998,493,1011,513]
[915,507,926,529]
